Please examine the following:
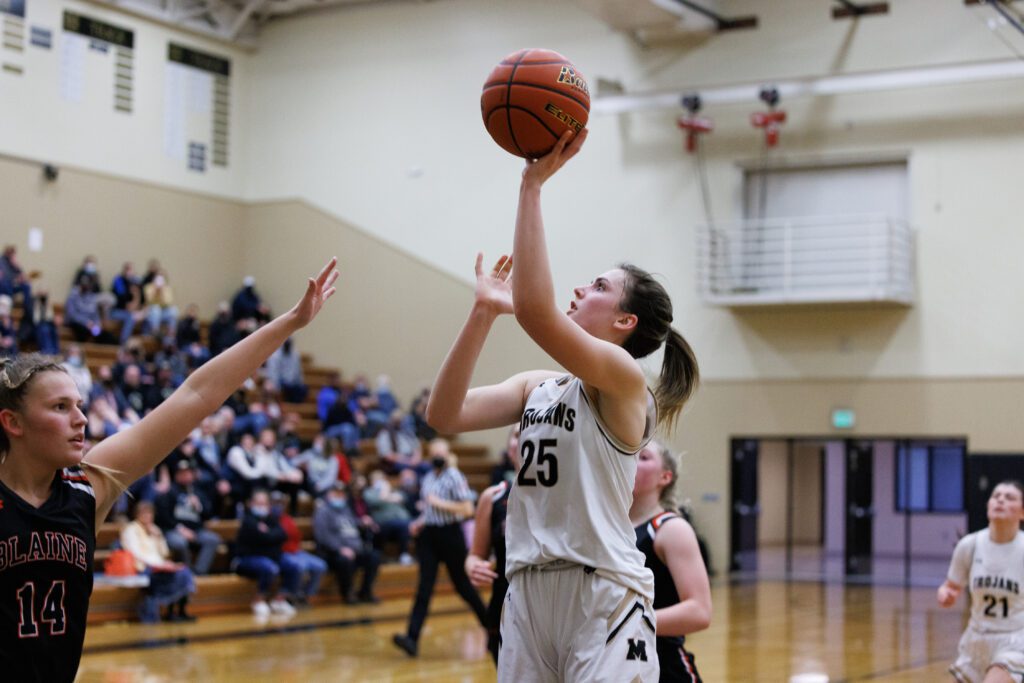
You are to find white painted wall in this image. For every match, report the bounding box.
[244,0,1024,382]
[0,0,248,195]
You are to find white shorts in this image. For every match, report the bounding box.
[950,626,1024,683]
[498,561,659,683]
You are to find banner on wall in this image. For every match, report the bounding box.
[164,42,231,170]
[1,0,25,76]
[0,0,25,18]
[60,10,134,112]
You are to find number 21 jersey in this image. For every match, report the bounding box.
[505,376,656,601]
[948,529,1024,633]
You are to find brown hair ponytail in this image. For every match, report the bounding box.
[618,264,700,430]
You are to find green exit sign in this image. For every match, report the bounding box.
[832,409,855,429]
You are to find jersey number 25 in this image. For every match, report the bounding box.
[518,438,559,487]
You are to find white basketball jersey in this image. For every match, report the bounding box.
[505,376,656,600]
[949,529,1024,633]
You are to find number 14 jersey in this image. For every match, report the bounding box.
[948,529,1024,633]
[505,376,656,601]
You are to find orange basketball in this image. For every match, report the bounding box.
[481,49,590,159]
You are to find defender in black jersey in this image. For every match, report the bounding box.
[631,443,711,683]
[465,426,520,665]
[0,259,337,682]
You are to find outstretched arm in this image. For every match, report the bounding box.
[511,130,645,401]
[426,253,555,434]
[86,259,339,516]
[654,518,712,636]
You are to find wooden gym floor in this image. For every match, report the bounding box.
[76,580,962,682]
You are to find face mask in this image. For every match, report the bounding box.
[250,506,269,517]
[84,263,97,274]
[329,498,347,510]
[431,456,446,470]
[68,357,82,367]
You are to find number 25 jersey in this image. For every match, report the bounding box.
[505,376,656,601]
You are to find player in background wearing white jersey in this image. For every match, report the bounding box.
[0,259,338,682]
[938,480,1024,683]
[427,129,699,682]
[629,442,711,682]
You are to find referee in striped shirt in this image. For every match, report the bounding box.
[393,439,488,657]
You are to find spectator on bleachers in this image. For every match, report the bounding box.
[264,338,307,403]
[275,498,328,607]
[277,411,303,456]
[140,258,161,287]
[109,262,147,344]
[351,374,386,436]
[192,415,233,516]
[90,365,130,419]
[86,395,133,440]
[364,469,414,566]
[316,371,342,423]
[175,303,203,348]
[374,374,399,416]
[490,423,521,486]
[155,459,222,576]
[232,489,298,618]
[328,437,353,485]
[323,386,364,454]
[256,427,305,513]
[208,301,238,356]
[118,364,151,416]
[231,275,270,326]
[61,344,93,403]
[314,481,380,604]
[376,408,426,475]
[146,365,178,411]
[72,255,102,293]
[226,432,269,507]
[294,434,340,498]
[0,244,32,306]
[407,388,437,441]
[143,268,178,338]
[119,500,196,623]
[397,468,421,519]
[0,295,17,358]
[153,338,188,386]
[228,386,271,438]
[19,290,60,355]
[65,274,115,343]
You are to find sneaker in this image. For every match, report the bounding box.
[270,598,297,616]
[252,600,271,618]
[392,633,417,657]
[398,553,414,566]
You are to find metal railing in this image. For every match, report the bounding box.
[697,214,915,306]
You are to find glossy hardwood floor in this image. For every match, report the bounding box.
[76,581,965,682]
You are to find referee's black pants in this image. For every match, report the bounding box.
[406,523,488,642]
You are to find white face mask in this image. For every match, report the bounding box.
[250,506,270,517]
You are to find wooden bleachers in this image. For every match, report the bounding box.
[29,305,495,625]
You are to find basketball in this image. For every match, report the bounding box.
[481,49,591,159]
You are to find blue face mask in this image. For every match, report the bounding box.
[250,506,269,517]
[329,498,347,510]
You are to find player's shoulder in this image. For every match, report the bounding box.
[59,466,96,498]
[520,369,565,396]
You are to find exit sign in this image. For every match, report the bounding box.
[832,409,855,429]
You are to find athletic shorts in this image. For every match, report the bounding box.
[950,626,1024,683]
[498,561,659,683]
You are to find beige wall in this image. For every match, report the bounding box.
[674,377,1024,573]
[240,199,552,451]
[0,155,245,315]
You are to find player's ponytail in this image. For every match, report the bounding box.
[618,264,700,431]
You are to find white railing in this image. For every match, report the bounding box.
[697,214,915,306]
